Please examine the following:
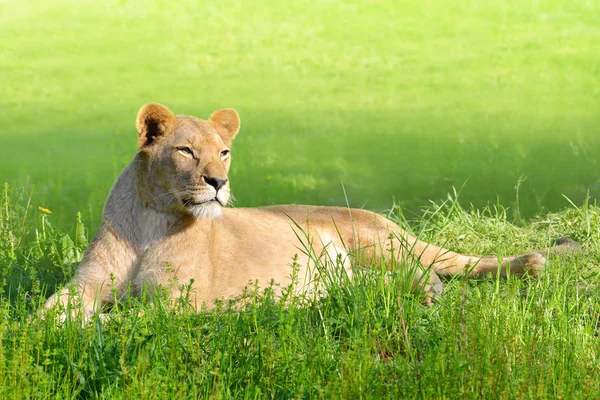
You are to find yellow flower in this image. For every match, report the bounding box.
[38,206,52,214]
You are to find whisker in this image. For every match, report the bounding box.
[227,192,237,207]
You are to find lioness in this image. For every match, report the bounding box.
[43,103,564,317]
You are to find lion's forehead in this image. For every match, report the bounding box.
[172,117,224,149]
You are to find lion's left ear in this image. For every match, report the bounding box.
[209,109,240,143]
[136,103,176,148]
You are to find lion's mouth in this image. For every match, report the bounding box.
[181,196,225,219]
[182,197,229,208]
[182,197,218,207]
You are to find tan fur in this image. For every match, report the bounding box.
[43,103,568,318]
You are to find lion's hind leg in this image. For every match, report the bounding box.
[348,232,445,306]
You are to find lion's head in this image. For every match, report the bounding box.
[134,103,240,219]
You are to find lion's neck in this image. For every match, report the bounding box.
[102,157,189,251]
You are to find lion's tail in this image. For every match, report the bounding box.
[405,236,579,278]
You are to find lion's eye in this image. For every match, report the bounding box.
[177,147,194,157]
[220,150,230,160]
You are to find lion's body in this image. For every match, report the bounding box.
[136,206,356,306]
[137,204,415,306]
[43,103,560,318]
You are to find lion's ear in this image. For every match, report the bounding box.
[209,109,240,143]
[136,103,176,148]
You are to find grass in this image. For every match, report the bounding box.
[2,185,600,398]
[2,0,600,397]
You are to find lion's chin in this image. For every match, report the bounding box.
[187,201,223,219]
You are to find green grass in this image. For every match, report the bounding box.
[1,0,599,230]
[2,186,600,398]
[2,0,600,398]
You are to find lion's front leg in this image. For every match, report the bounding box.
[42,221,138,322]
[42,282,101,322]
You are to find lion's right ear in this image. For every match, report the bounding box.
[209,109,240,144]
[136,103,176,148]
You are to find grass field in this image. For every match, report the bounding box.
[3,189,600,398]
[1,0,600,398]
[1,0,599,229]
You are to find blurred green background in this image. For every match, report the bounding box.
[1,0,599,230]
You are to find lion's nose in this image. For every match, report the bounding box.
[203,176,228,191]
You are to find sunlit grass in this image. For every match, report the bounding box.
[1,0,599,231]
